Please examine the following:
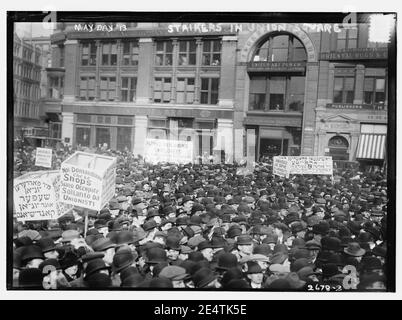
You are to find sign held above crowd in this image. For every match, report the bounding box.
[13,170,73,222]
[144,139,193,164]
[273,156,333,177]
[34,147,52,168]
[60,151,117,211]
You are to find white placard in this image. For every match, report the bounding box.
[144,139,193,164]
[14,171,73,222]
[35,148,52,168]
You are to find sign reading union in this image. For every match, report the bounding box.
[247,61,306,72]
[320,48,388,60]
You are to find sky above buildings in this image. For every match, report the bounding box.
[14,22,55,38]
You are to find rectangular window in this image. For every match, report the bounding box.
[76,114,91,123]
[200,78,219,104]
[117,127,132,151]
[178,40,197,66]
[269,77,286,110]
[337,28,358,50]
[76,127,91,147]
[364,77,386,105]
[288,76,305,111]
[81,42,97,66]
[202,40,221,66]
[59,45,65,67]
[155,41,173,66]
[122,41,139,66]
[121,77,137,102]
[176,77,195,104]
[101,42,117,66]
[100,76,116,101]
[153,77,172,103]
[249,76,266,111]
[333,77,355,103]
[79,76,96,101]
[117,116,133,125]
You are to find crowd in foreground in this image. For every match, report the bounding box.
[12,144,388,291]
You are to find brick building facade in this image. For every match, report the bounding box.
[48,22,388,164]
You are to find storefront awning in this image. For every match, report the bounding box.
[356,134,386,160]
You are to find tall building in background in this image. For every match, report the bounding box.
[48,22,388,167]
[13,33,48,145]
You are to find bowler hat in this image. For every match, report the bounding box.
[215,253,238,271]
[245,261,263,274]
[84,258,110,279]
[290,258,312,272]
[227,226,242,239]
[86,272,112,288]
[344,242,366,257]
[269,252,288,265]
[112,248,136,273]
[210,236,226,249]
[121,274,145,288]
[165,236,181,251]
[142,220,158,232]
[120,266,139,283]
[197,240,213,251]
[60,251,79,270]
[253,244,272,257]
[321,237,342,252]
[81,252,105,263]
[322,263,339,278]
[92,238,116,252]
[192,267,219,288]
[236,235,253,246]
[20,245,44,263]
[146,247,167,264]
[37,238,58,253]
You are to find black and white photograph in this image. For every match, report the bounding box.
[6,8,397,296]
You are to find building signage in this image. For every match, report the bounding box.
[14,171,73,222]
[327,103,387,111]
[247,61,306,72]
[60,152,116,211]
[320,48,388,60]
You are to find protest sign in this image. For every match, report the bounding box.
[60,152,117,211]
[13,171,73,222]
[273,156,290,178]
[35,148,52,168]
[144,139,193,164]
[287,156,333,175]
[273,156,333,177]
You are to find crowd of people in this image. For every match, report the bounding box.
[12,144,388,291]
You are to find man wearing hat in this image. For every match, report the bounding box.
[244,261,264,289]
[20,245,45,269]
[37,238,60,260]
[60,251,81,283]
[235,235,254,261]
[159,266,190,288]
[272,222,290,245]
[165,236,182,265]
[91,238,116,266]
[197,240,214,262]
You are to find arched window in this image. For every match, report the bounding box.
[328,135,349,160]
[253,33,307,62]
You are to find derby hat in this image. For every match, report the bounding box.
[215,253,238,271]
[192,267,219,288]
[344,242,366,257]
[84,258,110,279]
[20,245,44,263]
[36,238,58,253]
[112,248,136,273]
[92,238,116,252]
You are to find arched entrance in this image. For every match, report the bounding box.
[328,135,349,160]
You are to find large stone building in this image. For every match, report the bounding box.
[13,33,46,140]
[48,22,388,165]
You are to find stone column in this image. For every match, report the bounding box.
[217,119,234,164]
[349,131,360,161]
[194,38,202,104]
[136,38,153,105]
[218,36,237,108]
[133,115,148,157]
[354,64,365,104]
[95,40,101,101]
[61,112,74,146]
[63,40,78,103]
[301,62,319,155]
